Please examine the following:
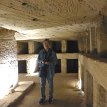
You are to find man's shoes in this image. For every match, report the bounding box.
[48,97,53,104]
[39,98,46,104]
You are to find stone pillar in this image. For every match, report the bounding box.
[0,29,18,99]
[61,40,67,73]
[27,60,31,74]
[78,36,83,53]
[28,41,35,54]
[86,32,90,53]
[84,36,87,53]
[96,26,107,57]
[78,61,83,90]
[81,65,84,91]
[61,40,67,53]
[90,27,97,54]
[78,60,81,84]
[61,59,67,73]
[96,27,102,55]
[81,36,85,53]
[84,71,93,107]
[78,37,81,53]
[98,85,107,107]
[93,80,98,107]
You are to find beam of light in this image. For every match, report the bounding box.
[26,72,39,76]
[0,63,18,99]
[27,58,38,74]
[77,79,82,90]
[77,60,82,90]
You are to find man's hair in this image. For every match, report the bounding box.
[43,39,51,44]
[43,39,52,47]
[43,39,50,42]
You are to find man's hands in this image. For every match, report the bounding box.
[44,61,50,65]
[42,61,50,65]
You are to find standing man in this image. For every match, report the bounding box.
[38,39,57,104]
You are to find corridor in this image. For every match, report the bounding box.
[0,1,107,107]
[15,74,84,107]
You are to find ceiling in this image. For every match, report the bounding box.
[0,0,106,40]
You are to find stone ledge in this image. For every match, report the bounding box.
[0,81,34,107]
[18,53,78,60]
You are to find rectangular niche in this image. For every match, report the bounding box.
[67,40,78,53]
[67,59,78,73]
[55,59,61,73]
[17,41,28,54]
[34,42,43,54]
[52,41,61,53]
[34,41,61,54]
[18,60,27,73]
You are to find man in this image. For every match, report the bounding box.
[38,39,57,104]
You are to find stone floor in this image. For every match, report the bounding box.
[0,81,34,107]
[15,73,85,107]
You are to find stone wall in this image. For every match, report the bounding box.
[78,25,107,57]
[78,26,97,55]
[96,26,107,58]
[79,54,107,107]
[0,28,18,99]
[78,24,107,107]
[18,53,78,74]
[17,40,78,74]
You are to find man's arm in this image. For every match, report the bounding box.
[50,51,57,66]
[38,50,44,67]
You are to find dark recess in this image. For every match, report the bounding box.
[17,42,28,54]
[67,59,78,73]
[18,60,27,73]
[35,42,43,54]
[52,41,61,53]
[55,59,61,73]
[67,40,78,53]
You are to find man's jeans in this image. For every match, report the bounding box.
[40,76,53,99]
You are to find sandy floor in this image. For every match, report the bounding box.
[15,73,84,107]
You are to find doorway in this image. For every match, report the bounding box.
[67,59,78,73]
[18,60,27,73]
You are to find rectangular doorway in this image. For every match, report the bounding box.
[18,60,27,73]
[55,59,61,73]
[67,59,78,73]
[52,41,61,53]
[67,40,78,53]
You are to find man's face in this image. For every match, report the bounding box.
[43,41,50,50]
